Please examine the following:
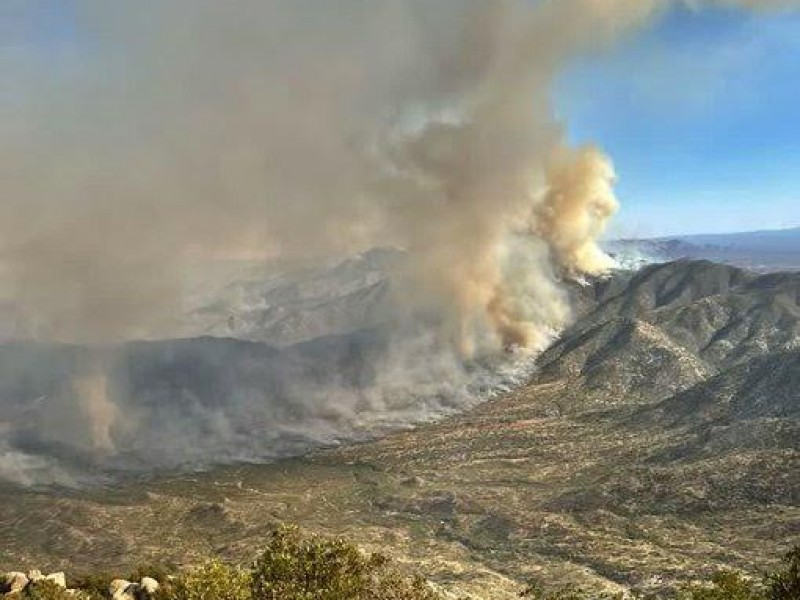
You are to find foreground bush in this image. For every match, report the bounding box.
[251,526,382,599]
[16,580,78,600]
[766,546,800,600]
[165,559,250,600]
[163,526,444,600]
[251,526,443,600]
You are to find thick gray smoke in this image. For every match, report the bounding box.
[3,0,636,347]
[2,0,796,485]
[5,0,794,346]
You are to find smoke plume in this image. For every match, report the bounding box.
[2,0,634,348]
[5,0,796,346]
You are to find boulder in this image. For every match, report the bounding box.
[27,569,44,583]
[109,579,135,600]
[46,572,67,588]
[2,572,29,594]
[140,577,159,595]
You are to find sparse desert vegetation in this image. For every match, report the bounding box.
[3,529,799,600]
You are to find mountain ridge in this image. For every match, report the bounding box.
[0,258,797,598]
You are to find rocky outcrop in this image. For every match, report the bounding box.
[1,570,69,596]
[108,577,160,600]
[1,571,159,599]
[1,573,28,594]
[109,577,160,600]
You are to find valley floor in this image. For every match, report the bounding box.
[0,378,796,598]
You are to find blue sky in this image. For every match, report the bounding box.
[7,2,800,238]
[558,4,800,237]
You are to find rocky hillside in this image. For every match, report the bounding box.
[179,248,400,346]
[0,260,797,598]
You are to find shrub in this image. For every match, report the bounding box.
[766,546,800,600]
[68,572,114,599]
[20,580,81,600]
[163,559,250,600]
[250,525,443,600]
[251,526,383,599]
[677,571,765,600]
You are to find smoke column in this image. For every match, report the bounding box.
[1,0,623,349]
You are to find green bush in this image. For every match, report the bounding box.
[251,526,378,599]
[766,546,800,600]
[678,571,765,600]
[68,572,113,599]
[164,559,250,600]
[19,580,81,600]
[250,525,442,600]
[134,526,444,600]
[767,546,800,600]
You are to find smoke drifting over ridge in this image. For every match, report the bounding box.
[4,0,627,348]
[4,0,795,347]
[2,0,798,485]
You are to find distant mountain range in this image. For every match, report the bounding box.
[605,226,800,272]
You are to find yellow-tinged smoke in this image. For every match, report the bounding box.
[2,0,797,352]
[537,145,620,277]
[70,372,117,454]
